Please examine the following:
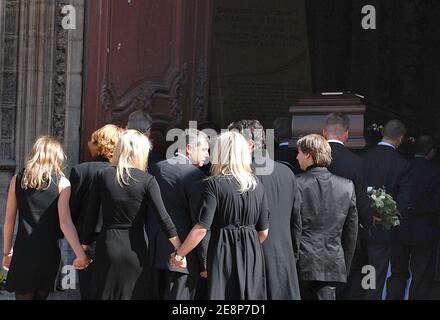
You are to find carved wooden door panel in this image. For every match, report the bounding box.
[81,0,211,161]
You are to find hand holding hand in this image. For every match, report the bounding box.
[170,252,187,269]
[200,271,207,279]
[73,256,92,270]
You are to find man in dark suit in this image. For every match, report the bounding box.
[149,128,209,300]
[296,134,358,300]
[362,119,411,300]
[323,112,371,299]
[393,135,440,299]
[273,117,302,174]
[228,119,302,300]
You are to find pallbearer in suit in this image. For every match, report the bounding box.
[81,130,180,300]
[323,113,370,299]
[149,129,209,300]
[295,134,358,300]
[362,120,411,300]
[398,135,440,299]
[70,124,124,300]
[273,117,302,174]
[228,120,302,300]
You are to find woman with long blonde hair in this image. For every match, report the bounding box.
[171,131,270,300]
[81,130,180,299]
[69,124,124,300]
[2,136,90,300]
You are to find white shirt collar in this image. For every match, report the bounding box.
[327,139,345,146]
[378,141,396,150]
[175,152,190,161]
[278,142,290,147]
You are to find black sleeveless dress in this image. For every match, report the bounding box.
[5,171,62,293]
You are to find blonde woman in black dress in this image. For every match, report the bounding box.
[81,130,180,299]
[2,136,91,300]
[171,131,270,300]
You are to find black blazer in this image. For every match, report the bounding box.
[403,156,440,246]
[296,167,358,282]
[69,159,110,238]
[254,156,302,300]
[274,144,302,174]
[328,142,371,229]
[362,144,411,244]
[149,155,206,272]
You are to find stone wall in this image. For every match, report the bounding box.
[0,0,85,256]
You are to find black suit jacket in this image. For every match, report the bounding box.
[296,167,358,282]
[149,155,206,273]
[362,144,411,244]
[328,142,371,229]
[69,159,110,238]
[274,144,302,174]
[403,156,440,246]
[254,156,302,300]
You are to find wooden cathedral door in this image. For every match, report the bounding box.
[81,0,212,160]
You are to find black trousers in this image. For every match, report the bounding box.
[386,242,437,300]
[337,241,369,300]
[300,281,338,300]
[365,243,392,300]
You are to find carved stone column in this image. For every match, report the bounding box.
[0,0,85,224]
[0,0,20,224]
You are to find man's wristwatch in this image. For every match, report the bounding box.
[174,251,185,262]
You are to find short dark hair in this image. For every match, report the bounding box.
[415,135,436,156]
[127,110,153,133]
[325,112,350,136]
[273,117,292,142]
[198,121,221,134]
[228,120,265,150]
[382,119,407,140]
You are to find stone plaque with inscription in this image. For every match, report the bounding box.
[209,0,312,128]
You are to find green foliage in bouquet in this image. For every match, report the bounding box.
[367,187,400,230]
[0,272,6,291]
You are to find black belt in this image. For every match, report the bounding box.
[104,223,143,230]
[218,225,255,231]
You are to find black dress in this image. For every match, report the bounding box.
[6,171,62,293]
[69,157,110,300]
[81,167,177,300]
[196,175,269,300]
